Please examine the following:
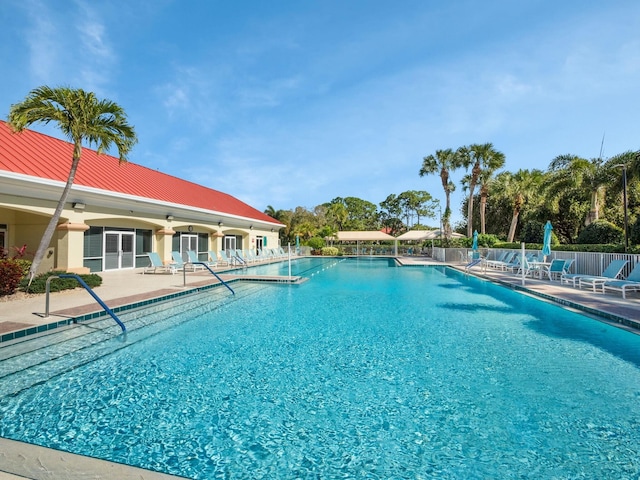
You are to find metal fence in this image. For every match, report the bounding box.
[433,247,640,279]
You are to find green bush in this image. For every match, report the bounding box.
[19,271,103,294]
[321,246,339,256]
[576,220,623,244]
[631,217,640,245]
[0,260,25,296]
[306,237,325,251]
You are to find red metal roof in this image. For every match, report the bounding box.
[0,121,279,224]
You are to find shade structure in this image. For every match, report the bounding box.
[542,221,553,257]
[397,229,465,241]
[472,230,478,251]
[396,230,434,241]
[336,231,396,241]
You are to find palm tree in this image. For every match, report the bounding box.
[457,143,506,237]
[492,169,545,242]
[477,162,503,234]
[419,148,459,238]
[547,154,611,226]
[8,86,137,284]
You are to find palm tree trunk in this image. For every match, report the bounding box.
[480,193,487,234]
[27,143,82,286]
[585,190,600,226]
[507,210,520,243]
[467,184,476,237]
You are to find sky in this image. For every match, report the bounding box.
[1,0,639,227]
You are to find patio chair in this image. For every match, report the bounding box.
[543,259,566,281]
[218,250,233,266]
[484,252,513,270]
[561,259,628,289]
[187,250,216,268]
[143,252,177,275]
[171,251,197,272]
[602,263,640,299]
[208,250,225,266]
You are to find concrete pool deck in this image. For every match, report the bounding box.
[1,255,640,479]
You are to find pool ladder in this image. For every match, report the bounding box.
[45,274,126,332]
[191,262,235,295]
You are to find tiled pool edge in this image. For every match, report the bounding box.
[0,279,242,345]
[458,267,640,333]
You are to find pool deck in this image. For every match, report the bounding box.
[1,255,640,479]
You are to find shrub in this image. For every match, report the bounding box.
[321,246,339,256]
[19,271,103,294]
[306,237,325,251]
[0,259,25,296]
[631,217,640,245]
[576,220,623,244]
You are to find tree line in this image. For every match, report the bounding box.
[267,143,640,247]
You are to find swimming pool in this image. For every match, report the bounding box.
[2,258,640,478]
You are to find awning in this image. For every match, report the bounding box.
[336,231,396,241]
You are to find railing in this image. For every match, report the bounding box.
[191,262,235,295]
[45,274,126,332]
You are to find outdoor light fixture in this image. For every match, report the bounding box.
[72,202,85,210]
[166,215,174,221]
[250,225,253,230]
[218,221,223,226]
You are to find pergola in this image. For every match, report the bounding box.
[335,231,397,255]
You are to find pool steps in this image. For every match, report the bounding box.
[0,282,265,398]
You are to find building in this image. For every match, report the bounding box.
[0,121,284,274]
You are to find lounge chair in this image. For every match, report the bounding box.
[218,250,232,265]
[187,250,216,268]
[562,259,628,289]
[143,252,177,274]
[171,251,197,272]
[484,251,508,269]
[208,250,225,266]
[602,263,640,299]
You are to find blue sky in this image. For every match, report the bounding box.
[1,1,639,226]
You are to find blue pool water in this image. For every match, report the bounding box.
[2,258,640,479]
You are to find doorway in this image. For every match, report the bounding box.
[104,231,134,270]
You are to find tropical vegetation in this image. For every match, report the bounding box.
[267,144,640,253]
[7,85,137,285]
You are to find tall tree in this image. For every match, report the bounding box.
[547,154,611,226]
[8,86,137,284]
[457,143,506,237]
[477,161,504,234]
[492,169,545,242]
[419,148,459,238]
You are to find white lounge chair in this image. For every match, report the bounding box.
[603,263,640,299]
[187,250,216,268]
[562,259,628,289]
[208,250,223,266]
[143,252,176,274]
[171,251,197,272]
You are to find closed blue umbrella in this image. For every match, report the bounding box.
[472,230,478,259]
[542,221,553,257]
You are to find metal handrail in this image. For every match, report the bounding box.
[45,274,126,332]
[192,262,235,295]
